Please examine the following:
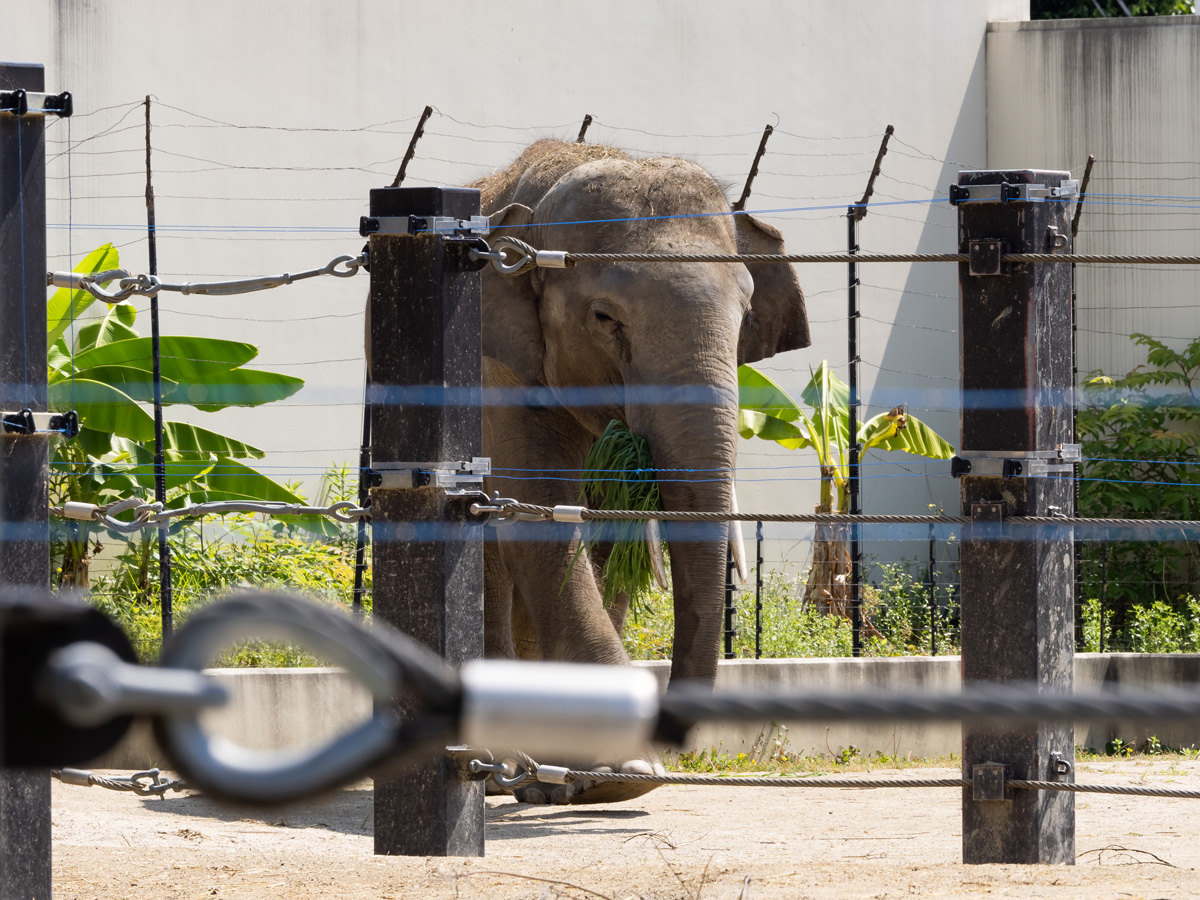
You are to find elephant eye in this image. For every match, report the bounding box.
[594,311,614,324]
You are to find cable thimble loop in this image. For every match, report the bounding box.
[326,500,367,523]
[489,237,540,276]
[152,592,462,804]
[325,253,365,278]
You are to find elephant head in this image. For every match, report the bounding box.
[479,141,808,686]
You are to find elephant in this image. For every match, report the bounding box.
[472,140,809,801]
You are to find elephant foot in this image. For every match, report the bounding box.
[513,758,665,805]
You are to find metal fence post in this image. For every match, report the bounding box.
[755,520,763,659]
[0,60,53,900]
[927,523,937,656]
[957,169,1076,865]
[367,186,485,857]
[724,544,737,658]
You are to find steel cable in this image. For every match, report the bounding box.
[535,251,1200,267]
[488,500,1200,532]
[657,687,1200,729]
[559,770,1200,799]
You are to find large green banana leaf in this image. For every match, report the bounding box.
[737,365,803,421]
[51,365,180,404]
[122,441,217,492]
[160,422,264,459]
[49,378,156,442]
[175,368,304,411]
[739,361,955,461]
[94,302,139,347]
[69,336,258,382]
[860,407,956,459]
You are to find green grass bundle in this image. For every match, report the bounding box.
[578,420,667,613]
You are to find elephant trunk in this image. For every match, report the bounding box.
[632,372,739,688]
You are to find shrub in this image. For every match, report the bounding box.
[84,466,366,665]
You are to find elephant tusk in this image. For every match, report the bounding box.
[646,519,670,591]
[730,488,749,585]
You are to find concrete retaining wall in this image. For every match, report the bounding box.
[96,655,1200,770]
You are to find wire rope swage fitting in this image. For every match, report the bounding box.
[487,237,569,277]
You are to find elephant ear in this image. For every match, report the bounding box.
[735,213,811,365]
[483,202,544,383]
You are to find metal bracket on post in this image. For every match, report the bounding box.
[968,240,1008,277]
[972,763,1012,802]
[369,458,490,493]
[948,181,1078,206]
[2,409,79,438]
[951,444,1081,479]
[0,89,72,118]
[359,215,490,238]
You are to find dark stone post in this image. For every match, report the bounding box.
[957,170,1076,865]
[0,61,53,900]
[368,187,485,857]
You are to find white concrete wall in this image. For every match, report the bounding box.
[3,1,1026,579]
[95,655,1200,771]
[987,16,1200,382]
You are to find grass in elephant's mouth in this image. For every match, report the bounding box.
[577,420,666,616]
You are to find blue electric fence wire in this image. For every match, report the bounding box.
[41,197,950,236]
[1083,456,1200,467]
[40,194,1200,238]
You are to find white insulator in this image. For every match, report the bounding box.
[63,501,98,521]
[552,505,587,523]
[535,251,569,269]
[459,660,659,762]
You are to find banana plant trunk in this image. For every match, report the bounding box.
[803,467,852,617]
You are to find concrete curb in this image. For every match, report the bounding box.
[94,654,1200,770]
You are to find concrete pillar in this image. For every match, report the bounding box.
[957,170,1076,865]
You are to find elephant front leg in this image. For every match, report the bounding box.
[494,531,665,804]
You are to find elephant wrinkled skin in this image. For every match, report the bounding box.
[469,141,809,803]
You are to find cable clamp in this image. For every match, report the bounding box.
[369,458,491,491]
[951,444,1080,479]
[2,409,80,438]
[359,215,490,238]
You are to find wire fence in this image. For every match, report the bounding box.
[33,99,1200,660]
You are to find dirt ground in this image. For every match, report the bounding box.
[52,760,1200,900]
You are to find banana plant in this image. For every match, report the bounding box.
[737,361,955,615]
[49,245,328,588]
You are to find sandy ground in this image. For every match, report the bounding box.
[51,760,1200,900]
